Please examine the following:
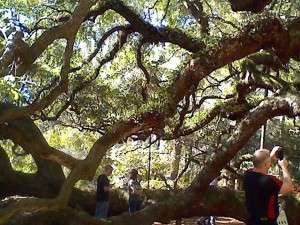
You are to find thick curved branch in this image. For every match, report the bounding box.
[0,144,108,215]
[107,0,205,52]
[1,187,247,225]
[0,37,75,124]
[189,96,300,194]
[0,0,97,78]
[0,112,79,169]
[0,5,134,123]
[228,0,272,12]
[3,94,300,224]
[166,18,290,116]
[0,152,64,200]
[1,115,147,220]
[0,1,98,123]
[56,111,164,205]
[4,186,300,225]
[0,140,65,184]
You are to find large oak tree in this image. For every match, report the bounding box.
[1,0,300,224]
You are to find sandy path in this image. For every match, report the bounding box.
[153,217,245,225]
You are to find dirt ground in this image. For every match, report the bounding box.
[153,217,245,225]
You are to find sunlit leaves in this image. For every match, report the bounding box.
[1,140,37,174]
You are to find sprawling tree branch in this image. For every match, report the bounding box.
[2,93,300,223]
[0,145,65,199]
[166,17,290,116]
[107,0,205,52]
[0,37,75,123]
[0,15,297,211]
[0,0,100,125]
[55,111,164,204]
[4,177,300,225]
[2,7,300,223]
[0,0,98,78]
[0,111,79,169]
[228,0,273,12]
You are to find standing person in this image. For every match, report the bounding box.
[208,178,218,225]
[95,165,113,219]
[197,177,219,225]
[128,168,143,213]
[243,147,294,225]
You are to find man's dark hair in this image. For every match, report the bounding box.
[104,165,113,172]
[129,169,138,180]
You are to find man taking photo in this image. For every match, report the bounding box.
[243,146,294,225]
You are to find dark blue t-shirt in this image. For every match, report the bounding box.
[243,170,283,222]
[96,174,109,201]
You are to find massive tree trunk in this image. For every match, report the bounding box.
[0,145,127,216]
[1,96,300,224]
[3,187,300,225]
